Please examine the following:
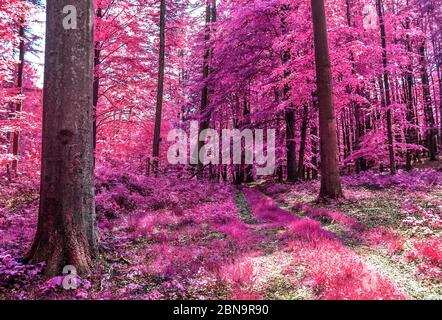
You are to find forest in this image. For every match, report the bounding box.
[0,0,441,300]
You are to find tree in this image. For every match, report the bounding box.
[197,0,215,178]
[26,0,97,276]
[311,0,343,200]
[419,42,437,161]
[376,0,396,174]
[152,0,167,174]
[11,18,26,176]
[92,6,103,156]
[280,4,298,183]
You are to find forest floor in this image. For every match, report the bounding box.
[0,166,441,300]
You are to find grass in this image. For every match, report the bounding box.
[234,190,258,224]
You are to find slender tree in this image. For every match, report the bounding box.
[298,103,309,179]
[419,42,437,160]
[92,7,103,156]
[152,0,167,174]
[404,13,417,171]
[197,0,214,178]
[311,0,343,200]
[26,0,97,276]
[11,19,26,175]
[376,0,396,174]
[280,4,298,182]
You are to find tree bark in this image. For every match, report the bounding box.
[438,62,442,145]
[376,0,396,174]
[92,7,103,160]
[26,0,97,277]
[152,0,166,174]
[280,4,297,183]
[11,21,26,175]
[419,43,437,161]
[311,0,343,200]
[197,0,214,178]
[285,108,298,182]
[298,104,309,179]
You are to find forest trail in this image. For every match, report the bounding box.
[244,187,441,300]
[238,188,439,299]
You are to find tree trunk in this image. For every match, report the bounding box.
[419,43,437,161]
[92,7,103,159]
[197,0,214,178]
[243,96,254,183]
[152,0,166,174]
[377,0,396,174]
[26,0,97,277]
[438,63,442,145]
[298,104,308,179]
[311,125,319,179]
[280,4,297,183]
[285,108,298,182]
[311,0,343,200]
[11,22,26,175]
[404,15,416,171]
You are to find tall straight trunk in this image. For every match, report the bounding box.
[298,104,309,179]
[11,22,26,175]
[152,0,166,173]
[26,0,97,276]
[279,4,297,182]
[311,124,319,179]
[376,0,396,174]
[283,49,297,182]
[92,8,103,157]
[243,96,253,183]
[197,0,214,177]
[342,110,350,159]
[345,0,366,173]
[404,14,416,171]
[311,0,343,200]
[285,108,298,182]
[419,43,437,160]
[438,63,442,143]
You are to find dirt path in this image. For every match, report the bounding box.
[238,187,408,300]
[255,187,441,300]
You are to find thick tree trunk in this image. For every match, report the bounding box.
[377,0,396,175]
[11,22,25,175]
[26,0,97,277]
[311,0,343,200]
[152,0,166,174]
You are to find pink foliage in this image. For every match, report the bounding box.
[219,258,263,300]
[411,238,442,279]
[365,227,406,255]
[288,240,405,300]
